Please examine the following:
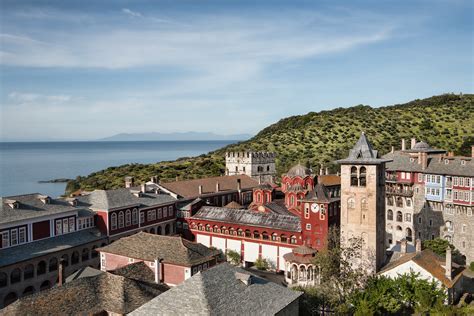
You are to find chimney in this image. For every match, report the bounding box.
[411,138,416,149]
[198,185,203,195]
[401,139,406,151]
[58,259,65,286]
[471,145,474,158]
[258,176,262,185]
[421,152,428,170]
[400,239,407,254]
[235,272,252,286]
[150,176,159,184]
[319,167,324,176]
[141,183,146,193]
[215,182,220,193]
[125,176,134,188]
[154,259,161,283]
[176,176,179,182]
[415,239,422,252]
[391,146,394,153]
[237,179,241,192]
[448,151,454,157]
[325,167,329,175]
[445,246,452,280]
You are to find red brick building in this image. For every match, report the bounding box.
[98,232,219,286]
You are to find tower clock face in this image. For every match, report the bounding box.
[311,203,319,213]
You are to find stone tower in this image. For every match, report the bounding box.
[337,133,391,272]
[225,151,276,183]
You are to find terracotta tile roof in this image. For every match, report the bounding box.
[2,271,167,315]
[130,263,302,316]
[380,249,465,288]
[98,232,219,266]
[224,201,243,209]
[318,174,341,186]
[159,175,258,199]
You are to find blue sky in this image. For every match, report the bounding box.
[0,0,472,141]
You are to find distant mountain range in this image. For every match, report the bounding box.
[98,132,253,141]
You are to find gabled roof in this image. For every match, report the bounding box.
[192,206,301,232]
[97,232,219,266]
[0,193,83,224]
[302,184,334,203]
[159,175,258,199]
[2,271,166,315]
[76,188,176,211]
[380,249,465,288]
[264,200,297,216]
[337,133,391,165]
[130,263,302,316]
[318,174,341,186]
[224,201,243,209]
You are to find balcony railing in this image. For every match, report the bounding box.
[386,188,414,197]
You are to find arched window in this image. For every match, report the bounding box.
[281,234,288,243]
[257,193,262,203]
[271,233,278,241]
[37,261,46,275]
[237,229,243,236]
[361,198,368,211]
[347,198,355,209]
[290,235,297,244]
[396,197,403,208]
[165,224,170,235]
[351,166,358,186]
[111,213,117,230]
[387,197,394,206]
[396,211,403,222]
[406,199,412,207]
[387,209,393,221]
[3,292,18,307]
[23,286,35,296]
[125,210,131,226]
[61,254,69,266]
[157,226,162,235]
[213,225,219,233]
[118,211,124,228]
[0,272,7,287]
[290,195,295,206]
[71,251,80,265]
[198,224,203,231]
[262,231,269,240]
[253,230,260,239]
[396,225,402,231]
[82,248,90,261]
[24,264,34,280]
[359,167,366,187]
[406,228,413,241]
[229,228,235,235]
[11,268,21,284]
[446,221,453,233]
[245,230,251,238]
[132,208,138,225]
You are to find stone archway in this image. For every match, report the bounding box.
[3,292,18,307]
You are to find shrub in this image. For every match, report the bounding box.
[470,262,474,272]
[226,250,241,266]
[255,258,269,270]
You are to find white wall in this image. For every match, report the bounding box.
[211,236,226,252]
[227,239,241,254]
[279,247,293,271]
[261,244,278,269]
[196,234,210,247]
[244,241,259,262]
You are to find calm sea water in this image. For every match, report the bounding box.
[0,141,233,198]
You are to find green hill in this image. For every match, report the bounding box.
[65,94,474,195]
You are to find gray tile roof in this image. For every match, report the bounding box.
[192,206,301,232]
[66,266,104,283]
[337,133,391,164]
[286,164,312,177]
[302,184,340,203]
[2,271,167,315]
[76,188,176,211]
[384,152,474,176]
[0,193,84,225]
[264,200,297,216]
[111,261,158,284]
[98,232,219,266]
[0,228,106,268]
[130,263,302,316]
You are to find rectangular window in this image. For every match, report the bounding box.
[168,206,173,217]
[1,231,9,248]
[10,228,18,246]
[157,209,162,219]
[405,213,412,222]
[418,173,422,182]
[406,173,411,180]
[460,178,464,186]
[69,217,75,232]
[437,176,441,184]
[63,218,69,233]
[429,219,433,227]
[304,205,310,219]
[454,177,458,186]
[401,172,405,179]
[183,222,189,229]
[56,220,62,235]
[18,227,26,244]
[163,207,168,218]
[140,212,145,224]
[306,223,311,230]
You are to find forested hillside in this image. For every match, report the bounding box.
[66,94,474,195]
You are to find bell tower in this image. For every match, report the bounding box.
[337,133,391,272]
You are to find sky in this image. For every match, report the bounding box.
[0,0,472,141]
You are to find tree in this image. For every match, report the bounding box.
[254,258,269,270]
[226,250,241,266]
[423,238,463,263]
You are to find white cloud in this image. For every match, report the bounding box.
[8,92,71,104]
[122,8,142,18]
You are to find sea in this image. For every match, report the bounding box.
[0,141,234,198]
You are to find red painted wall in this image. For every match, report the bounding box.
[162,263,185,285]
[33,220,50,240]
[96,211,108,235]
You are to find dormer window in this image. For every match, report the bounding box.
[67,198,78,206]
[410,158,415,163]
[5,199,19,209]
[38,195,51,204]
[131,190,142,197]
[445,159,449,165]
[461,160,466,165]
